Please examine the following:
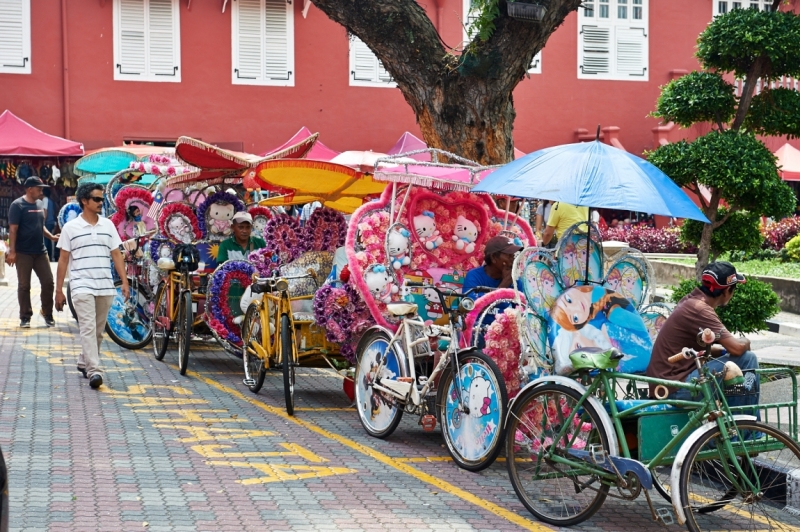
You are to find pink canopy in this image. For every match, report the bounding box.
[775,143,800,181]
[0,110,84,157]
[261,126,339,161]
[388,132,430,161]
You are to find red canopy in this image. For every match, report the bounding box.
[0,110,84,157]
[775,143,800,181]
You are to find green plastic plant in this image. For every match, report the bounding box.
[670,277,781,334]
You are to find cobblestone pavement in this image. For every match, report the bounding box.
[3,270,800,531]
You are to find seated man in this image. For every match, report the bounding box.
[462,236,523,300]
[646,261,758,411]
[216,212,266,263]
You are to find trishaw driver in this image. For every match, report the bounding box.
[645,261,759,411]
[216,212,266,263]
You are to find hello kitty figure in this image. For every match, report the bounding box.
[167,215,194,244]
[452,215,479,254]
[413,211,444,250]
[468,376,492,417]
[208,202,235,239]
[364,265,399,304]
[423,287,443,320]
[387,225,412,270]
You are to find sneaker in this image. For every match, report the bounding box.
[77,366,87,378]
[19,318,30,328]
[89,374,103,389]
[41,311,55,327]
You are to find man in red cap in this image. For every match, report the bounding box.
[646,261,758,410]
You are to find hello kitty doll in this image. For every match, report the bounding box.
[208,202,235,239]
[364,265,399,304]
[452,215,479,254]
[413,211,444,250]
[387,225,412,270]
[423,287,443,320]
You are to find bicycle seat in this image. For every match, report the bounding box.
[157,257,175,271]
[386,302,417,316]
[569,347,624,371]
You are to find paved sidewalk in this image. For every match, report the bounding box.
[2,269,800,531]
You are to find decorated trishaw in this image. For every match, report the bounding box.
[469,140,800,531]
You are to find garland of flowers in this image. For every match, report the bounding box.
[57,203,82,227]
[303,207,347,253]
[196,191,244,238]
[312,282,373,364]
[463,288,523,342]
[158,202,203,243]
[248,206,272,222]
[114,186,153,213]
[257,214,303,275]
[206,260,255,345]
[149,238,174,265]
[483,306,524,398]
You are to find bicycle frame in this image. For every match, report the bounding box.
[247,286,295,367]
[163,270,205,328]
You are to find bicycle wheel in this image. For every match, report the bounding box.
[242,302,267,394]
[354,329,405,439]
[651,464,674,503]
[506,383,611,527]
[151,281,171,361]
[678,420,800,532]
[177,290,192,376]
[105,277,153,350]
[66,281,78,322]
[436,350,508,472]
[280,313,295,416]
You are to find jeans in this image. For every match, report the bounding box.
[671,350,760,418]
[15,252,54,320]
[45,221,57,261]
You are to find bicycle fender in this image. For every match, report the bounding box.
[505,375,619,457]
[670,414,757,525]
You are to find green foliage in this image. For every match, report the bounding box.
[681,209,763,257]
[645,140,695,188]
[697,8,800,79]
[744,87,800,139]
[465,0,501,42]
[669,277,781,334]
[786,235,800,262]
[653,72,736,128]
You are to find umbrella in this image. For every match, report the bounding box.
[472,140,709,222]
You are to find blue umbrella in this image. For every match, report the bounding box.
[473,140,709,223]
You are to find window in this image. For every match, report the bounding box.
[578,0,648,81]
[349,36,395,87]
[0,0,31,75]
[113,0,181,82]
[713,0,772,17]
[463,0,541,74]
[232,0,294,86]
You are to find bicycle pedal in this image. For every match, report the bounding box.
[655,507,673,525]
[243,378,256,386]
[420,415,437,432]
[397,377,414,383]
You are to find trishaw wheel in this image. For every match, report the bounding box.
[242,302,267,394]
[177,290,192,376]
[152,281,171,361]
[280,313,295,416]
[651,465,673,503]
[436,350,508,472]
[106,277,153,350]
[505,383,610,527]
[678,420,800,532]
[353,329,405,439]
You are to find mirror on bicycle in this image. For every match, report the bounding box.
[460,298,474,312]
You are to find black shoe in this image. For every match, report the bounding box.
[77,366,87,378]
[19,318,30,328]
[89,374,103,389]
[42,313,55,327]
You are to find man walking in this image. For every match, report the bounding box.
[55,183,128,389]
[5,177,60,328]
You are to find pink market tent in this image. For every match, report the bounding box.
[775,143,800,181]
[260,126,339,161]
[388,131,528,162]
[0,110,84,157]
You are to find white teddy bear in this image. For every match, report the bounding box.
[364,265,399,304]
[387,226,412,270]
[413,211,444,250]
[452,215,479,254]
[209,202,235,238]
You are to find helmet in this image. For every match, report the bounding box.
[173,243,200,273]
[569,347,624,371]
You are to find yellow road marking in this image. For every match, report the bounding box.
[294,407,354,412]
[152,424,275,442]
[190,370,550,532]
[192,443,328,462]
[687,492,796,530]
[148,410,248,423]
[207,461,357,485]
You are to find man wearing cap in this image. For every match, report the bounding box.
[216,212,266,263]
[463,236,523,299]
[5,177,60,328]
[646,261,759,410]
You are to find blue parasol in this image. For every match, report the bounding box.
[472,140,709,223]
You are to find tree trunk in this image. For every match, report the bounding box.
[310,0,584,164]
[731,55,767,131]
[695,188,721,280]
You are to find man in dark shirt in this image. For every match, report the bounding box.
[646,261,758,410]
[6,177,60,328]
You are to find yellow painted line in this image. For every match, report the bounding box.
[189,370,550,532]
[396,456,508,463]
[294,407,354,412]
[687,492,795,530]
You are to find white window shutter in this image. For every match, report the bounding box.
[615,27,647,77]
[148,0,177,77]
[235,0,262,80]
[118,0,146,76]
[263,0,291,81]
[351,38,378,83]
[580,25,610,75]
[0,0,31,74]
[528,51,542,74]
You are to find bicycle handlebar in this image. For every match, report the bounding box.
[668,348,705,364]
[405,281,494,298]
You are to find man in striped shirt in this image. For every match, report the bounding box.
[55,183,129,390]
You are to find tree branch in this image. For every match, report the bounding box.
[712,205,739,229]
[732,55,767,131]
